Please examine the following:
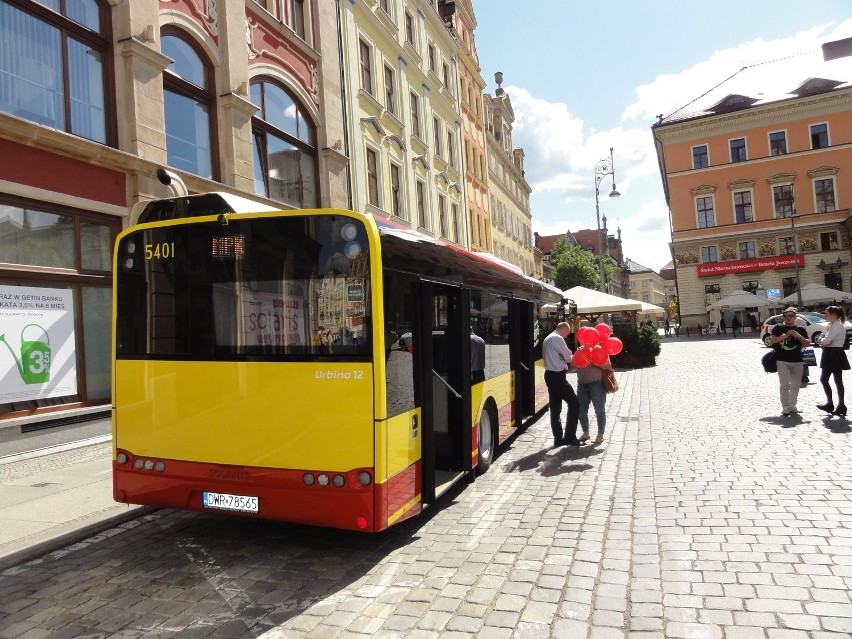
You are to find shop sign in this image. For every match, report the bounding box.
[696,255,804,277]
[0,285,77,403]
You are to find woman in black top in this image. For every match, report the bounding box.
[817,305,850,417]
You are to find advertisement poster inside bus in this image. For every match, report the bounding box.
[0,285,77,403]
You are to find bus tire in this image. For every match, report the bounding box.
[476,404,496,474]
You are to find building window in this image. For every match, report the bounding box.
[366,147,379,207]
[404,12,415,46]
[782,277,798,297]
[738,241,756,259]
[433,116,442,156]
[427,44,436,74]
[779,236,795,255]
[692,144,709,169]
[733,191,753,224]
[704,283,721,307]
[810,123,829,149]
[383,65,396,115]
[287,0,306,39]
[696,196,715,228]
[0,194,119,411]
[773,184,793,218]
[742,281,758,294]
[390,162,402,218]
[410,92,421,139]
[701,246,717,263]
[377,0,389,14]
[251,79,318,208]
[769,131,787,156]
[447,130,455,168]
[729,138,747,163]
[0,0,110,144]
[442,62,450,89]
[451,202,459,243]
[815,178,836,213]
[821,231,839,251]
[359,39,373,95]
[438,194,447,238]
[162,31,217,179]
[416,180,427,229]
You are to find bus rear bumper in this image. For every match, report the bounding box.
[113,452,376,532]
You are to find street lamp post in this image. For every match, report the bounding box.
[594,147,620,292]
[790,207,803,308]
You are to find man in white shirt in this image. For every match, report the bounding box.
[542,322,582,447]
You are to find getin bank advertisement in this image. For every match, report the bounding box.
[0,285,77,404]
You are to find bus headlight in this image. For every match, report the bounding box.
[302,473,315,486]
[116,452,128,464]
[317,474,330,487]
[358,472,372,486]
[332,475,345,488]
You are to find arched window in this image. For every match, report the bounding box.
[251,79,318,208]
[161,31,216,179]
[0,0,110,143]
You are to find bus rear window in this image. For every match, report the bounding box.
[115,215,371,359]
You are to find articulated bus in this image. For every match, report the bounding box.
[112,193,563,532]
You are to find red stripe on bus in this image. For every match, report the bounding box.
[113,454,375,532]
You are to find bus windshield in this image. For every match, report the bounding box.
[115,214,371,359]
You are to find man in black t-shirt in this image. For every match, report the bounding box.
[768,307,811,415]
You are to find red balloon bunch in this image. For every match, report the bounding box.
[573,323,623,368]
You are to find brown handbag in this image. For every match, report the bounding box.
[601,367,618,393]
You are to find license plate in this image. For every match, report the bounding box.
[202,491,259,513]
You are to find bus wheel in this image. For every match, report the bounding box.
[477,407,495,474]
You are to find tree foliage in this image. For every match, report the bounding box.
[550,238,600,291]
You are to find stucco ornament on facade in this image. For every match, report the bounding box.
[759,242,776,257]
[800,237,818,251]
[160,0,218,37]
[246,19,319,105]
[720,246,737,261]
[676,251,699,265]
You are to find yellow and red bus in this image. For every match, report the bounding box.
[112,192,562,531]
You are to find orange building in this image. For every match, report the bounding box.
[653,38,852,329]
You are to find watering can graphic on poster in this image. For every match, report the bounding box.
[0,324,51,384]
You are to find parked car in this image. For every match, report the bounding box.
[761,313,828,347]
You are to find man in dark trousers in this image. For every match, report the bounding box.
[542,322,582,447]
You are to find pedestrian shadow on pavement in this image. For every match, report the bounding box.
[759,414,810,428]
[501,444,602,476]
[821,415,852,433]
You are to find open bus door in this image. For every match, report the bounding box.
[415,280,472,505]
[510,299,535,422]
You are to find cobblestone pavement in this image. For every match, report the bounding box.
[0,337,850,638]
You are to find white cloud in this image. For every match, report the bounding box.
[504,86,656,203]
[623,20,852,123]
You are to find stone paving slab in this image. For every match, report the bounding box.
[0,337,849,638]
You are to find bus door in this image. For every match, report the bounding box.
[510,299,535,422]
[416,281,471,504]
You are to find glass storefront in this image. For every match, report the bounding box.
[0,196,118,417]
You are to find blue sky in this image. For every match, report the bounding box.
[474,1,852,272]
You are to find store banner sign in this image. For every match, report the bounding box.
[696,255,804,277]
[0,285,77,403]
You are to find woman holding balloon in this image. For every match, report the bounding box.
[572,324,623,444]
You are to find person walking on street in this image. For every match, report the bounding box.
[577,356,609,444]
[769,307,810,415]
[817,305,850,417]
[542,322,582,447]
[470,326,485,383]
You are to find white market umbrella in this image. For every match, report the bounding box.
[706,291,771,311]
[781,283,852,305]
[563,286,642,314]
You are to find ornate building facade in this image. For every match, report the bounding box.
[653,38,852,329]
[484,74,535,276]
[0,0,343,420]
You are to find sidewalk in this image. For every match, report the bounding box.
[0,437,147,571]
